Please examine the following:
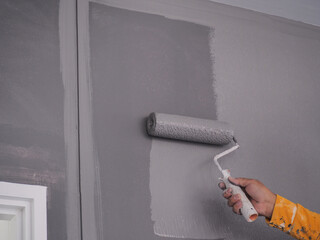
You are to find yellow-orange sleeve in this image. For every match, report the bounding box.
[265,195,320,239]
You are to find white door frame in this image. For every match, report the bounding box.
[0,182,47,240]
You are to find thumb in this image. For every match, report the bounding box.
[229,177,252,188]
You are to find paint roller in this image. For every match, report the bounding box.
[146,112,258,222]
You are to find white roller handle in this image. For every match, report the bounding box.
[221,169,258,222]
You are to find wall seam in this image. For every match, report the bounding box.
[76,0,84,239]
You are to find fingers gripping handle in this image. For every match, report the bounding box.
[221,170,258,222]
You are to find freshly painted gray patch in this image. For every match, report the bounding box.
[147,112,239,238]
[150,139,233,239]
[89,3,217,239]
[0,0,68,239]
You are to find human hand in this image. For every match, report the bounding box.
[219,177,276,219]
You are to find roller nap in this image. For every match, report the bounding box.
[146,112,234,145]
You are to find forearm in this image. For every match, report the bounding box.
[266,195,320,239]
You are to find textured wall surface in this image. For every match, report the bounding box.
[0,0,68,239]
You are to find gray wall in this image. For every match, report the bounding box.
[1,0,320,239]
[0,0,69,239]
[86,1,320,240]
[89,4,218,239]
[209,0,320,27]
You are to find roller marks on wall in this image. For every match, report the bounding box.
[148,30,232,239]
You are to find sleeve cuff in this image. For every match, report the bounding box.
[265,194,297,232]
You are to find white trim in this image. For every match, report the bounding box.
[209,0,320,27]
[0,207,22,240]
[0,182,47,240]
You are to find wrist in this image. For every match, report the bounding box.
[265,193,277,219]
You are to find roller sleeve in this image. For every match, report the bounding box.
[146,112,234,145]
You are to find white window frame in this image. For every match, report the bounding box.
[0,182,47,240]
